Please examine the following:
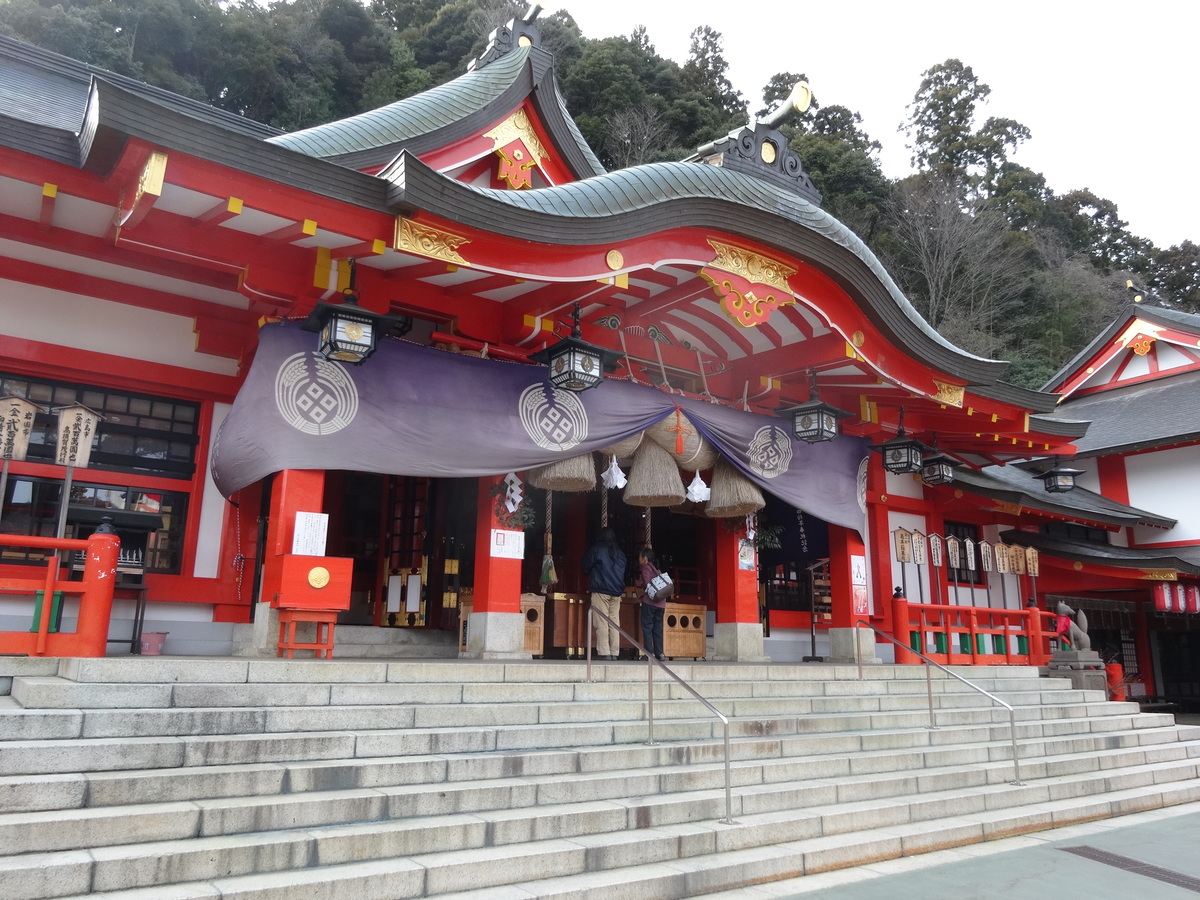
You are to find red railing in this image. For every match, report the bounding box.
[0,533,120,657]
[890,594,1054,667]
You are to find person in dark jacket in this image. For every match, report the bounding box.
[581,527,626,660]
[636,547,666,661]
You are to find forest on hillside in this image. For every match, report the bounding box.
[3,0,1196,388]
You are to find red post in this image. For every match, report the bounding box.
[76,532,120,657]
[827,525,868,628]
[713,522,758,625]
[1027,607,1050,666]
[261,469,326,605]
[891,590,919,664]
[472,475,521,615]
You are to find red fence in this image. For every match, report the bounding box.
[891,595,1053,667]
[0,533,120,657]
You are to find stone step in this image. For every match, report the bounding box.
[4,666,1081,711]
[0,658,1184,900]
[0,695,1159,780]
[12,768,1200,900]
[4,715,1192,816]
[2,720,1195,858]
[34,657,1047,689]
[0,700,1161,787]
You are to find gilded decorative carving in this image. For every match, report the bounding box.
[1130,337,1155,355]
[706,239,796,294]
[113,151,167,228]
[486,110,548,188]
[605,249,624,270]
[931,380,965,408]
[394,218,470,265]
[1141,570,1178,581]
[486,111,549,160]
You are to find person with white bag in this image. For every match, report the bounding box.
[636,547,672,661]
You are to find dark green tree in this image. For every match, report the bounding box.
[903,58,1030,198]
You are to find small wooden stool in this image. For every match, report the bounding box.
[276,607,339,659]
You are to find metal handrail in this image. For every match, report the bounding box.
[854,621,1024,785]
[586,606,737,825]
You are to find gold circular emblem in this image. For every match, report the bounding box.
[518,35,532,47]
[761,141,777,164]
[605,249,624,270]
[344,322,364,341]
[852,331,865,348]
[308,566,331,589]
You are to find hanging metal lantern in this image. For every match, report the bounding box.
[529,302,620,392]
[920,451,960,486]
[777,371,851,443]
[302,259,412,364]
[873,409,926,474]
[1035,459,1085,493]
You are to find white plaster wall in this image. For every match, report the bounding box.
[193,403,232,579]
[0,279,239,376]
[1128,445,1200,545]
[883,470,924,500]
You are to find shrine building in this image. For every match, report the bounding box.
[2,9,1195,690]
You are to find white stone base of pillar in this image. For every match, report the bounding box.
[712,622,770,662]
[462,611,530,659]
[827,626,881,665]
[236,602,281,657]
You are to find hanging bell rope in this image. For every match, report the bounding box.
[540,489,558,592]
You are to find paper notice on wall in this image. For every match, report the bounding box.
[386,574,403,613]
[851,554,867,586]
[292,512,328,556]
[490,529,525,559]
[406,574,422,612]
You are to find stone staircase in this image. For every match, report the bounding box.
[1,656,1198,899]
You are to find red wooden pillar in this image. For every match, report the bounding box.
[826,524,877,663]
[713,521,763,660]
[463,475,525,657]
[472,474,522,615]
[261,469,326,605]
[827,525,869,628]
[714,523,757,624]
[75,532,120,657]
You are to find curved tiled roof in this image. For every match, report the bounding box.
[384,151,1047,397]
[269,49,529,158]
[1001,530,1200,575]
[957,465,1175,530]
[268,45,604,179]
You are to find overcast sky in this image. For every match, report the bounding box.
[565,1,1196,249]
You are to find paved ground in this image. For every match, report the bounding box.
[700,801,1200,899]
